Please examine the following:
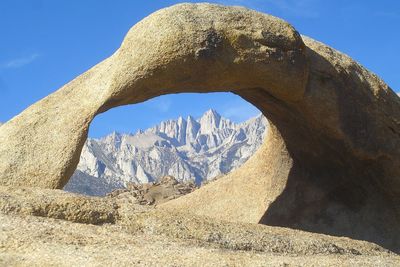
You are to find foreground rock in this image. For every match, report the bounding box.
[0,186,121,224]
[0,2,399,255]
[3,214,399,267]
[0,187,399,266]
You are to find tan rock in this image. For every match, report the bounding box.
[2,212,399,266]
[0,186,399,266]
[109,175,197,205]
[0,186,119,224]
[0,3,399,253]
[0,3,308,189]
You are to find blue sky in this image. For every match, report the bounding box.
[0,0,399,138]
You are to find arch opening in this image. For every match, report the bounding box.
[63,92,268,197]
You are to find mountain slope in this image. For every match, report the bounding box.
[64,110,268,196]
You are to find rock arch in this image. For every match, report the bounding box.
[0,3,399,251]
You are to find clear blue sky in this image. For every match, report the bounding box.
[1,0,399,138]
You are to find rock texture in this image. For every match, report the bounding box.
[107,175,197,205]
[0,176,195,225]
[0,186,120,225]
[0,2,399,255]
[3,214,399,267]
[64,111,267,196]
[1,187,399,266]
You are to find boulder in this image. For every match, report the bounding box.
[109,175,197,205]
[0,3,399,251]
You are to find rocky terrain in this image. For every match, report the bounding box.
[1,185,399,266]
[0,3,399,266]
[107,175,197,205]
[64,110,267,196]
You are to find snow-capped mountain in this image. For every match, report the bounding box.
[64,110,268,196]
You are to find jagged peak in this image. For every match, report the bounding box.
[69,111,268,196]
[247,112,264,122]
[97,111,265,142]
[202,109,221,119]
[102,131,122,140]
[135,129,144,134]
[198,109,221,124]
[187,115,198,124]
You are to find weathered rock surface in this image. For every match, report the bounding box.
[0,188,399,266]
[108,175,197,205]
[0,186,120,224]
[0,2,399,257]
[0,3,308,188]
[2,213,399,267]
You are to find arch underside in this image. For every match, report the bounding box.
[0,3,398,252]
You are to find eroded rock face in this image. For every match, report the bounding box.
[0,4,307,189]
[0,3,399,252]
[107,175,197,205]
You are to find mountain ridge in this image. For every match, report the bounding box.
[64,110,268,196]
